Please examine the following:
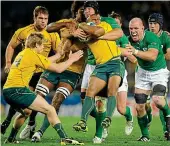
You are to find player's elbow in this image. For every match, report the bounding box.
[55,68,63,73]
[150,55,157,61]
[117,28,123,38]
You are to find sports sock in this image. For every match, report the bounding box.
[81,96,95,121]
[28,111,37,126]
[106,96,116,118]
[159,110,167,133]
[137,114,149,138]
[53,123,68,139]
[40,116,50,134]
[124,106,133,121]
[6,106,16,122]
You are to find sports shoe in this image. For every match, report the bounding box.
[125,119,133,135]
[101,117,111,128]
[19,124,36,139]
[137,136,150,142]
[102,128,108,140]
[73,121,88,132]
[4,138,20,144]
[61,138,84,145]
[31,131,43,142]
[1,120,10,134]
[93,136,102,144]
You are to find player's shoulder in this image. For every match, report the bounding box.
[56,18,73,23]
[16,24,34,33]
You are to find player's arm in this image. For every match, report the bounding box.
[46,50,83,73]
[98,28,123,41]
[165,48,170,60]
[127,54,138,63]
[126,44,158,61]
[47,21,77,33]
[78,23,105,38]
[5,32,23,73]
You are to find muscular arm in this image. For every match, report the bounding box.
[78,23,105,37]
[98,28,123,41]
[47,22,67,33]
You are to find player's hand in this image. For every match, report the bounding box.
[125,44,136,54]
[65,21,77,30]
[4,62,11,73]
[68,50,84,63]
[121,48,133,57]
[70,28,88,40]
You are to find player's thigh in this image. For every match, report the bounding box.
[86,76,107,97]
[29,94,52,114]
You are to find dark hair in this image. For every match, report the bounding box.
[83,1,100,14]
[71,1,84,18]
[108,11,122,24]
[25,32,44,48]
[148,13,163,29]
[33,6,49,18]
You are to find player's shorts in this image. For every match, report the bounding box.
[41,70,81,89]
[135,66,170,90]
[29,72,42,88]
[81,64,96,89]
[118,70,128,92]
[3,87,36,109]
[91,58,125,86]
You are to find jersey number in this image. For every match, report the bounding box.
[14,55,23,67]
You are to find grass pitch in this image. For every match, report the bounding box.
[1,116,170,146]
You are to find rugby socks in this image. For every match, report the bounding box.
[40,116,50,134]
[53,123,68,139]
[28,111,37,126]
[81,96,95,122]
[124,106,133,121]
[6,106,16,122]
[146,105,152,123]
[137,114,149,138]
[106,96,116,118]
[161,102,170,116]
[95,111,106,138]
[159,110,167,132]
[90,107,97,118]
[8,127,18,141]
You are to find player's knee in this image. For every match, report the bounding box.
[46,105,56,115]
[35,84,49,97]
[134,93,148,104]
[56,87,70,99]
[136,104,145,113]
[95,96,107,113]
[23,109,32,117]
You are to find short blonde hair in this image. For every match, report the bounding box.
[25,32,44,48]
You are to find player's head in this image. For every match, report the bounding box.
[33,6,49,30]
[129,17,144,42]
[83,1,100,19]
[148,13,163,34]
[25,32,44,53]
[87,14,100,25]
[108,11,122,27]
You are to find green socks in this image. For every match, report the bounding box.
[53,123,68,138]
[81,96,95,121]
[146,105,152,123]
[124,106,133,121]
[159,110,167,132]
[40,116,50,133]
[137,114,149,138]
[106,96,116,118]
[8,127,18,141]
[95,111,106,138]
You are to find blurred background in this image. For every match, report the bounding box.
[1,1,170,116]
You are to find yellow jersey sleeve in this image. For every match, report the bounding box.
[34,54,51,70]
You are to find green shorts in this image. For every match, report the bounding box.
[3,87,36,109]
[91,59,125,86]
[41,70,81,89]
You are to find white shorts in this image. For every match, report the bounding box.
[135,66,170,90]
[118,70,128,92]
[81,64,96,89]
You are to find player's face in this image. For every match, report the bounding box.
[149,22,160,34]
[84,7,95,19]
[115,18,122,27]
[87,14,100,25]
[34,13,48,30]
[129,21,144,42]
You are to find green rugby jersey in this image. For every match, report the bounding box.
[129,30,166,71]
